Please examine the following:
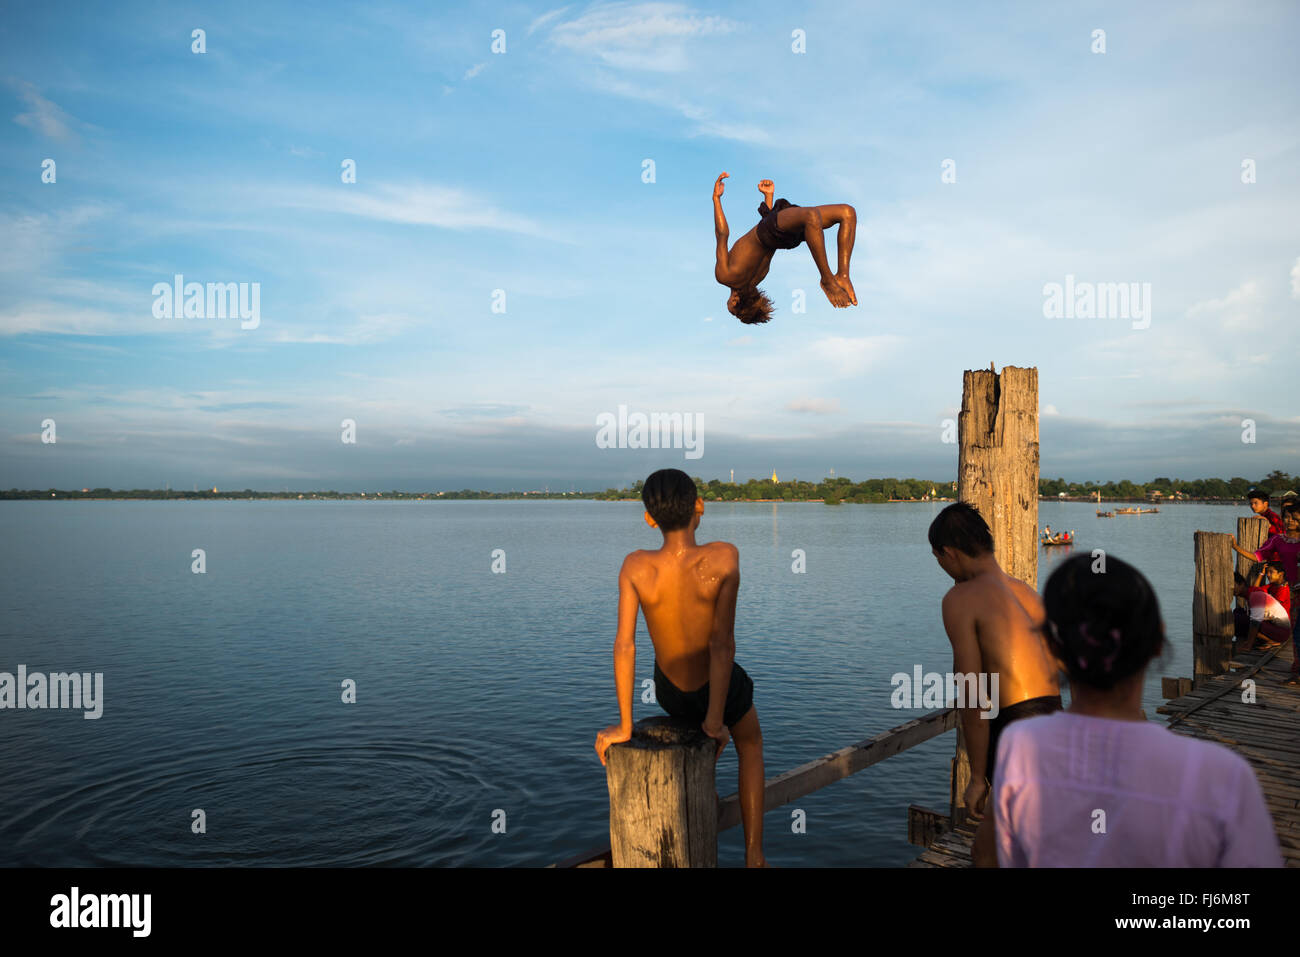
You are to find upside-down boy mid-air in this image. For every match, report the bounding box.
[713,171,858,324]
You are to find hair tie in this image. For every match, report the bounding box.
[1101,627,1122,673]
[1076,622,1123,673]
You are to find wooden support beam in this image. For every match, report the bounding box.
[560,709,959,866]
[1193,531,1235,683]
[952,364,1039,823]
[605,716,717,867]
[1235,516,1270,610]
[957,365,1040,589]
[908,805,952,848]
[716,708,957,830]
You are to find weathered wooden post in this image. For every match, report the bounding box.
[951,364,1039,825]
[605,716,717,867]
[1235,516,1269,607]
[1193,531,1235,683]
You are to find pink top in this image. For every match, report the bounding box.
[1255,534,1300,586]
[995,711,1283,867]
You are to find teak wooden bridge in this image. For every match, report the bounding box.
[555,365,1300,868]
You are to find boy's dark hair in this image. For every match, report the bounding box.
[732,286,774,325]
[927,502,994,557]
[1042,553,1165,692]
[641,469,699,531]
[1265,561,1286,578]
[1248,488,1270,502]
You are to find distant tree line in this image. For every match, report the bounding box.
[3,469,1294,502]
[1038,469,1297,501]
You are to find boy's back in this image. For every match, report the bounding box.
[596,468,766,865]
[945,568,1059,707]
[623,540,738,691]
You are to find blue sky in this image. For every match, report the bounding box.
[2,0,1298,491]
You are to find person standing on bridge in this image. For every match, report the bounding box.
[993,554,1283,866]
[928,502,1063,867]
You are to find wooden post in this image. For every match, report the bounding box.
[957,366,1040,588]
[1192,531,1234,683]
[1235,517,1269,609]
[605,716,717,867]
[951,364,1039,824]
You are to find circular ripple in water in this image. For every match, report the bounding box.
[2,734,519,866]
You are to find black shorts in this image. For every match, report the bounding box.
[654,660,754,729]
[987,694,1062,783]
[755,198,805,251]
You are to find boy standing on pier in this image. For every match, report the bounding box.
[1247,488,1285,537]
[928,503,1062,867]
[595,468,766,866]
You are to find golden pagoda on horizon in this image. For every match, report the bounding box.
[771,468,779,483]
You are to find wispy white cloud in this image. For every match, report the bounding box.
[535,3,762,143]
[463,62,487,79]
[787,397,841,414]
[545,2,739,72]
[11,82,78,141]
[528,7,572,36]
[267,183,558,238]
[805,335,903,377]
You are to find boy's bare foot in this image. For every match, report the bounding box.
[821,276,850,308]
[745,855,769,867]
[835,273,857,306]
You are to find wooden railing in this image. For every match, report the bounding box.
[553,708,958,867]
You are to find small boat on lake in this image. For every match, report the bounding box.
[1041,530,1075,546]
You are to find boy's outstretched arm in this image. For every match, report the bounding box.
[595,558,640,765]
[713,172,731,283]
[703,547,740,757]
[941,589,990,816]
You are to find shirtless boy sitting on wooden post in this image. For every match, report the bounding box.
[713,172,858,324]
[928,502,1062,867]
[595,468,767,867]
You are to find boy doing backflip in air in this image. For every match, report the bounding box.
[713,172,858,324]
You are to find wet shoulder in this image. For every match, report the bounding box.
[620,548,658,584]
[698,541,739,572]
[691,542,738,586]
[1005,574,1046,621]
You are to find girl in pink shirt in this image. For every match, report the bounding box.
[994,554,1283,867]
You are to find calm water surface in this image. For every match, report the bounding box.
[0,500,1239,866]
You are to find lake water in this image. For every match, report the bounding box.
[0,499,1244,867]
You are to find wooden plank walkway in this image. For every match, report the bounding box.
[910,642,1300,867]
